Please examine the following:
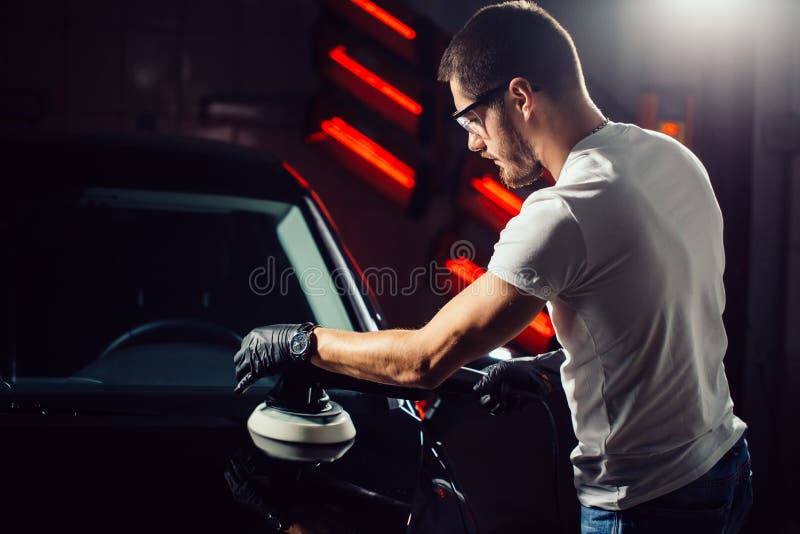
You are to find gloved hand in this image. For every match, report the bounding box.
[233,324,310,394]
[223,450,286,531]
[473,356,554,415]
[225,447,320,531]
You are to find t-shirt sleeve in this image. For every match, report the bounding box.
[487,196,586,300]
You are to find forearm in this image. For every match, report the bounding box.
[309,327,452,389]
[307,274,547,390]
[310,321,503,389]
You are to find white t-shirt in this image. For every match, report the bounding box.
[487,121,747,510]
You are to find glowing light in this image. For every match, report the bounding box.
[350,0,416,40]
[329,45,422,115]
[488,347,513,360]
[471,175,523,216]
[653,0,750,22]
[660,122,681,137]
[531,312,556,338]
[414,400,427,420]
[444,257,556,339]
[320,117,416,189]
[444,258,484,285]
[444,258,480,284]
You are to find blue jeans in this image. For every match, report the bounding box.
[581,434,753,534]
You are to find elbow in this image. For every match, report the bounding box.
[405,354,453,391]
[398,357,437,390]
[414,360,447,390]
[402,326,463,389]
[394,355,445,390]
[418,370,448,390]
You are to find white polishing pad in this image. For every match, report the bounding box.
[247,400,356,444]
[248,430,355,462]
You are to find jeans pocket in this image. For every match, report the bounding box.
[580,505,618,534]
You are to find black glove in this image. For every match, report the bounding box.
[233,324,310,394]
[223,450,287,531]
[473,356,554,415]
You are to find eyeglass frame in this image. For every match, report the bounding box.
[451,79,540,135]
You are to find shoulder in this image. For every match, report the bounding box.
[509,192,581,237]
[488,192,587,298]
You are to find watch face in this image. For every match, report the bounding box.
[291,332,309,355]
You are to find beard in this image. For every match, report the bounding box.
[493,109,544,189]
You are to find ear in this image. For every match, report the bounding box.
[508,77,537,121]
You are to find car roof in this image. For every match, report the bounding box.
[0,129,309,202]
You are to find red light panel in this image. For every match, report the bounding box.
[471,175,523,216]
[320,117,416,190]
[329,46,422,115]
[444,257,556,339]
[350,0,416,40]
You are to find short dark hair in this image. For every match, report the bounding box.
[437,1,585,99]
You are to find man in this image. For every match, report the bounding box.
[234,1,752,532]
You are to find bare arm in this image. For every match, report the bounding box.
[309,272,547,389]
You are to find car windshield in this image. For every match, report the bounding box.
[2,187,353,391]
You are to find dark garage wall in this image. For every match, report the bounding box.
[0,0,319,130]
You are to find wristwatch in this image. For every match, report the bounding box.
[289,322,318,362]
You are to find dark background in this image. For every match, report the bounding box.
[2,0,797,532]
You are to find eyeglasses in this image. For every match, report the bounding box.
[451,80,540,137]
[451,81,510,137]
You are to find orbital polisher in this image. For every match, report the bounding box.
[247,366,356,446]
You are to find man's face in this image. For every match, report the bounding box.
[451,80,544,189]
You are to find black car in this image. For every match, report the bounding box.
[0,131,575,533]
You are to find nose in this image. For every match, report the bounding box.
[467,131,485,152]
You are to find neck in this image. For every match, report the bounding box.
[536,94,605,181]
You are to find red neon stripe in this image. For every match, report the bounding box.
[320,117,416,190]
[350,0,416,40]
[445,257,556,339]
[329,46,422,115]
[472,175,523,216]
[281,162,310,188]
[444,258,484,285]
